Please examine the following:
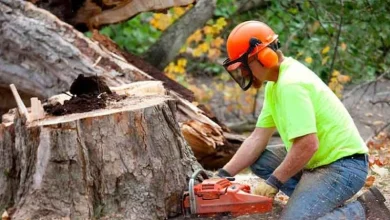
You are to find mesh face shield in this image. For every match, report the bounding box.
[223,59,253,90]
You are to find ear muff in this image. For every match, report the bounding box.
[257,47,279,68]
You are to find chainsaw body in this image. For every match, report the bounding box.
[182,169,273,217]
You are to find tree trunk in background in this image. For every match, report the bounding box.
[29,0,195,30]
[0,93,201,219]
[144,0,217,70]
[236,0,269,13]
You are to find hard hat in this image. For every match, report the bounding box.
[227,21,278,60]
[222,21,279,90]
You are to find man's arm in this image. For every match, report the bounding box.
[222,127,276,176]
[272,133,319,183]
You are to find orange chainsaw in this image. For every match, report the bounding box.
[182,169,273,217]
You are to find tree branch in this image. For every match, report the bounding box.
[328,0,344,82]
[365,121,390,144]
[342,71,389,101]
[236,0,268,13]
[308,1,331,36]
[369,99,390,106]
[144,0,216,70]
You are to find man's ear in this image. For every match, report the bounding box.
[257,47,279,68]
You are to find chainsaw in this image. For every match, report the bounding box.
[182,169,273,217]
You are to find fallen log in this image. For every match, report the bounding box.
[0,82,202,219]
[29,0,195,30]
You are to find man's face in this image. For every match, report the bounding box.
[247,56,268,88]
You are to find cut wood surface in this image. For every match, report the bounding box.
[1,88,202,219]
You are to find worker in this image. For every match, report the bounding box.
[219,20,390,219]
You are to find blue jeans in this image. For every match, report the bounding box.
[250,145,368,220]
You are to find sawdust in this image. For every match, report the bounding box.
[44,74,126,116]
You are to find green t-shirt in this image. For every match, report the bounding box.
[256,57,368,169]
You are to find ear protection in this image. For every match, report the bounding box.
[253,38,280,68]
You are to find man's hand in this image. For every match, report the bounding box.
[253,181,279,198]
[216,168,232,178]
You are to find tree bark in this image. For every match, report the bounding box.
[0,122,16,213]
[0,0,136,98]
[87,0,195,28]
[144,0,217,70]
[1,90,202,219]
[0,0,194,113]
[236,0,269,13]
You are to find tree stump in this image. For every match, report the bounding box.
[0,92,201,219]
[0,0,244,175]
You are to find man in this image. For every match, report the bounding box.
[219,20,390,219]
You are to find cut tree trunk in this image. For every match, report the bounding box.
[0,0,244,171]
[0,85,202,219]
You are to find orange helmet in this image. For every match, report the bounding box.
[226,20,278,60]
[223,21,279,90]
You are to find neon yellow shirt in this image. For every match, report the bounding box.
[256,57,368,169]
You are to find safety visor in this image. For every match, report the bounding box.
[222,38,261,91]
[223,57,253,91]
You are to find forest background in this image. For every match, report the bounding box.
[92,0,390,125]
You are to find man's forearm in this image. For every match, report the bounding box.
[223,127,275,176]
[273,134,318,183]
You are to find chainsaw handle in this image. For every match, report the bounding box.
[189,169,209,214]
[226,177,235,181]
[190,169,209,181]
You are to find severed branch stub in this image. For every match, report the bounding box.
[9,84,29,121]
[29,97,45,121]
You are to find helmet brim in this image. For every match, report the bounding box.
[227,62,242,71]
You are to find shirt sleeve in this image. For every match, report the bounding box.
[256,91,275,128]
[280,84,317,141]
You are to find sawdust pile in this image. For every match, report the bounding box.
[44,74,125,116]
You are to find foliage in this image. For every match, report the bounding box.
[249,0,390,83]
[163,16,227,74]
[99,13,160,55]
[328,70,351,98]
